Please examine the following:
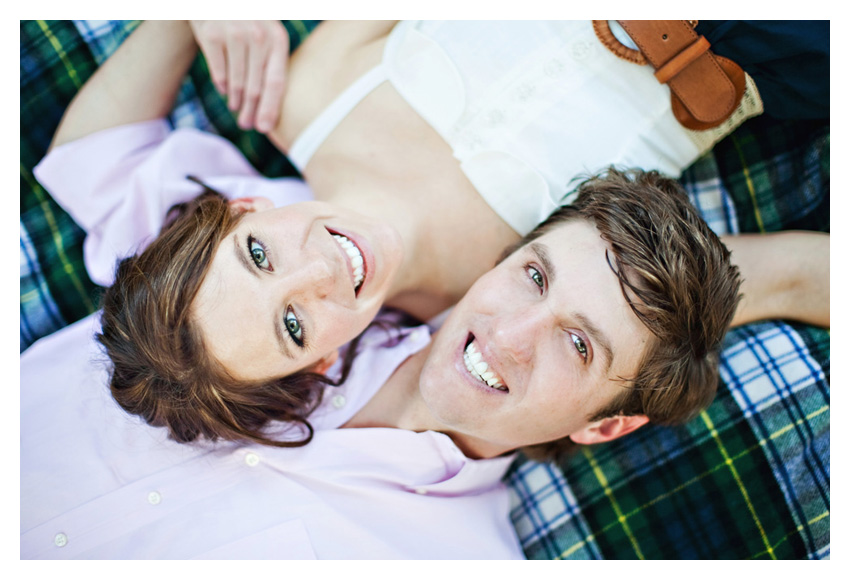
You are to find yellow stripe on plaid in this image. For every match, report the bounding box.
[581,446,645,559]
[288,20,310,42]
[765,405,829,443]
[21,164,95,312]
[555,405,828,559]
[748,511,829,560]
[557,441,753,559]
[730,134,766,233]
[36,19,82,90]
[557,533,596,560]
[21,288,41,303]
[701,410,776,559]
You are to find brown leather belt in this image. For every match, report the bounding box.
[593,20,746,130]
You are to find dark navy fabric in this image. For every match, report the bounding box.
[699,20,829,120]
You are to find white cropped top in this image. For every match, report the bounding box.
[289,21,763,235]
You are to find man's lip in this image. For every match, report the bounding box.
[458,333,509,395]
[326,227,371,298]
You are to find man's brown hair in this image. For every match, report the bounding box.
[520,168,742,461]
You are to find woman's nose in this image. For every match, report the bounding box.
[288,254,335,299]
[300,255,335,298]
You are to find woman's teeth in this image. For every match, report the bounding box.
[332,234,365,291]
[463,340,507,391]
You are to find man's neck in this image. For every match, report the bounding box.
[341,343,435,431]
[341,338,516,460]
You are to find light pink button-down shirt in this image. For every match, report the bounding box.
[22,121,524,559]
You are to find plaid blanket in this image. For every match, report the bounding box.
[20,20,829,559]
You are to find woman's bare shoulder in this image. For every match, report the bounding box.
[271,21,396,151]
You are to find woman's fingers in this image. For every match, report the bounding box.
[237,36,266,129]
[254,31,289,132]
[190,20,290,133]
[189,21,228,95]
[223,27,248,113]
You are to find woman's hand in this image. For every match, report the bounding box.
[189,20,290,133]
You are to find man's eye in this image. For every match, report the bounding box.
[571,334,588,360]
[527,266,544,290]
[285,309,304,346]
[249,238,270,270]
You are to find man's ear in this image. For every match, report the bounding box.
[228,196,275,214]
[568,415,649,445]
[308,350,340,376]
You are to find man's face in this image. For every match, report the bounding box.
[419,219,653,454]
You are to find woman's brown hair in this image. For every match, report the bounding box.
[96,181,379,448]
[519,168,742,462]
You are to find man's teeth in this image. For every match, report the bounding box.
[332,234,365,291]
[463,340,507,391]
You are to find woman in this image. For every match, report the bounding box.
[37,20,829,449]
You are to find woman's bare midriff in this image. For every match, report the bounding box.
[269,21,520,319]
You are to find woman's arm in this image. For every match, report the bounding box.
[49,20,198,152]
[725,231,829,328]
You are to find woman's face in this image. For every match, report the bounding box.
[192,200,404,381]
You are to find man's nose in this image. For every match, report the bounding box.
[490,305,544,366]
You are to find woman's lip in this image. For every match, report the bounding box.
[326,227,372,298]
[456,333,509,396]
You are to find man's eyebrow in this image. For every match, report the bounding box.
[232,234,293,360]
[530,242,556,284]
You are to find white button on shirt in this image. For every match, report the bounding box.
[331,395,347,409]
[410,328,429,343]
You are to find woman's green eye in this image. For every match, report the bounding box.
[249,239,269,269]
[285,310,302,343]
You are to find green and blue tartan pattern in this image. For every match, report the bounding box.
[20,20,829,559]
